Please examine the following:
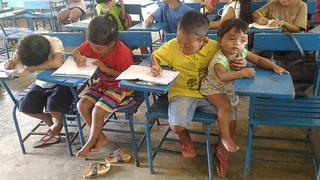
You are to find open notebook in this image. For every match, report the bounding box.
[116,65,180,85]
[0,61,24,78]
[249,20,279,29]
[52,56,98,78]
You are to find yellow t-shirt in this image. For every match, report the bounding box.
[153,38,218,99]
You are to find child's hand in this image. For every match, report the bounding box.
[273,66,289,75]
[4,59,17,70]
[144,16,154,26]
[240,68,256,78]
[92,60,106,70]
[150,64,162,77]
[269,20,287,28]
[230,57,247,70]
[12,68,29,77]
[256,17,268,25]
[75,56,87,67]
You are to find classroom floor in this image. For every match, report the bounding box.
[0,74,318,180]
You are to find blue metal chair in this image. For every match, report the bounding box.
[102,31,154,166]
[124,4,143,26]
[244,32,320,179]
[0,32,85,156]
[185,2,202,11]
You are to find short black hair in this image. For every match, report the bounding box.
[17,35,51,66]
[217,19,249,39]
[88,13,118,45]
[96,0,110,3]
[177,10,209,38]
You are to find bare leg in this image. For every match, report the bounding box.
[171,125,196,158]
[57,8,71,25]
[47,111,63,137]
[77,98,108,152]
[206,94,239,152]
[25,113,53,127]
[69,8,83,23]
[76,106,108,158]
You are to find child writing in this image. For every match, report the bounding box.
[150,10,247,159]
[145,0,194,33]
[74,14,134,158]
[209,0,251,29]
[200,18,288,177]
[252,0,307,32]
[95,0,132,31]
[4,34,74,146]
[58,0,86,25]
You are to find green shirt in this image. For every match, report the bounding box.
[96,3,125,31]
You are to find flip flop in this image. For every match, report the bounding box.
[33,135,61,148]
[82,161,111,179]
[104,150,132,163]
[214,143,229,178]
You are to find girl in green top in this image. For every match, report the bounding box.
[95,0,132,31]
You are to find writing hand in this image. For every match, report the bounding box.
[4,60,17,70]
[150,64,162,77]
[257,17,268,25]
[269,20,286,28]
[75,56,87,67]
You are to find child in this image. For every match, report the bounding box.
[252,0,307,32]
[57,0,86,25]
[95,0,132,31]
[209,0,251,29]
[4,34,74,145]
[75,14,134,158]
[150,10,247,159]
[145,0,194,33]
[200,18,288,177]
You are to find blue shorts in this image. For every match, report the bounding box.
[19,84,74,114]
[168,96,237,127]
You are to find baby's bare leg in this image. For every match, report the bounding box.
[206,94,239,152]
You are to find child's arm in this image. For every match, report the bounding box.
[118,0,127,21]
[25,52,64,72]
[150,53,162,77]
[92,60,122,77]
[144,15,155,26]
[194,0,214,13]
[209,7,235,29]
[215,63,255,82]
[252,11,269,25]
[246,52,288,75]
[73,47,87,67]
[4,52,19,70]
[269,20,301,33]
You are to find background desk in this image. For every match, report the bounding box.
[129,22,166,32]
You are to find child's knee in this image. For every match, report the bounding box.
[77,98,92,113]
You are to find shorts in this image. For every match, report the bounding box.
[19,84,74,114]
[168,96,237,127]
[82,84,136,113]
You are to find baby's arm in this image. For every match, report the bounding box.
[246,52,288,75]
[215,63,255,82]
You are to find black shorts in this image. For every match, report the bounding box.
[19,84,74,114]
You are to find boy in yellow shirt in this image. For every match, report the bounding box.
[150,10,246,158]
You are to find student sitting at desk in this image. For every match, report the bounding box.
[95,0,132,31]
[252,0,307,32]
[74,14,134,158]
[3,34,74,147]
[200,18,288,177]
[150,10,246,160]
[145,0,194,33]
[209,0,251,29]
[58,0,86,25]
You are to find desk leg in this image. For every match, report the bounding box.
[144,91,154,174]
[205,123,213,180]
[70,87,85,147]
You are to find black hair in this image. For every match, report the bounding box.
[17,34,51,66]
[239,0,251,23]
[96,0,110,3]
[88,13,118,45]
[217,19,248,39]
[178,10,209,38]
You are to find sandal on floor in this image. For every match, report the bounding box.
[33,135,61,148]
[180,140,197,158]
[105,150,132,163]
[214,143,229,178]
[82,161,111,179]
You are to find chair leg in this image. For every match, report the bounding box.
[244,124,254,179]
[145,119,154,174]
[12,104,26,154]
[205,123,213,180]
[127,113,140,167]
[75,111,85,147]
[62,114,73,156]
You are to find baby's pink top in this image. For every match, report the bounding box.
[68,0,86,12]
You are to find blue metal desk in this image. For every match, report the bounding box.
[36,69,88,147]
[129,22,166,32]
[64,19,91,31]
[234,67,295,99]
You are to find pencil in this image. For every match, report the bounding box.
[257,11,264,18]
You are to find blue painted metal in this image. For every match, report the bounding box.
[243,32,320,179]
[119,31,154,53]
[128,22,167,32]
[185,3,202,11]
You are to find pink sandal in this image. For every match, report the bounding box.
[214,143,229,178]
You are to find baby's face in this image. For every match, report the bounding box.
[177,29,206,55]
[219,27,247,56]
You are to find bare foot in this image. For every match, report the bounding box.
[76,141,95,159]
[221,136,239,152]
[91,134,108,152]
[47,122,63,137]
